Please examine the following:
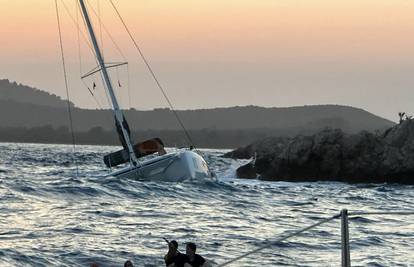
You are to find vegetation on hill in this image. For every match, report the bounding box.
[0,79,73,108]
[0,79,395,148]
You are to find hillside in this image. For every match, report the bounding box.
[0,79,395,148]
[0,79,73,108]
[0,100,393,132]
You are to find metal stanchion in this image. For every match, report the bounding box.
[341,209,351,267]
[218,209,414,266]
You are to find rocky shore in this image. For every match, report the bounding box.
[225,119,414,184]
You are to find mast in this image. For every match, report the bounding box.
[78,0,138,165]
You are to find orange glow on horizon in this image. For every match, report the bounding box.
[1,0,414,121]
[0,0,413,63]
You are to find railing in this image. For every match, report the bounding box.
[218,209,414,266]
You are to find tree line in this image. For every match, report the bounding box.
[0,125,287,149]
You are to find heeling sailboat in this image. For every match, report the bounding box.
[77,0,213,181]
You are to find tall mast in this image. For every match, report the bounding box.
[78,0,138,165]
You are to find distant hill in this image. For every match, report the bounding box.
[0,79,395,148]
[0,79,73,108]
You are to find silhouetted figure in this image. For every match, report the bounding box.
[124,260,134,267]
[164,240,188,267]
[185,242,208,267]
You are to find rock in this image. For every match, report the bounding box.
[236,162,257,179]
[223,137,290,159]
[229,120,414,184]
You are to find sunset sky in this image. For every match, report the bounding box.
[1,0,413,121]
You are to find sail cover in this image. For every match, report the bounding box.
[104,138,166,167]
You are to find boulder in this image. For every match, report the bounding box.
[236,162,257,179]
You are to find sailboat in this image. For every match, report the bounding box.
[76,0,213,181]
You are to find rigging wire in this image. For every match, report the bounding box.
[74,0,107,110]
[85,0,129,109]
[83,0,130,111]
[85,0,136,115]
[74,0,143,137]
[60,0,95,56]
[108,0,197,149]
[64,0,113,136]
[76,1,82,76]
[114,66,123,106]
[75,0,114,111]
[59,1,121,140]
[54,0,79,177]
[98,0,104,58]
[126,64,132,109]
[85,0,127,61]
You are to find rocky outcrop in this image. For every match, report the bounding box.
[223,137,290,159]
[236,162,257,179]
[228,119,414,184]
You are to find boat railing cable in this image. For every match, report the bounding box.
[108,0,197,150]
[218,209,414,266]
[55,0,79,177]
[348,211,414,216]
[218,213,341,266]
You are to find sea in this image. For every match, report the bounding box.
[0,142,413,267]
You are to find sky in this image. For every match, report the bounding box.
[0,0,414,121]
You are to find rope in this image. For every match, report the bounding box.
[108,0,197,149]
[218,213,341,266]
[55,0,79,177]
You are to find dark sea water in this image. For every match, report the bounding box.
[0,142,413,267]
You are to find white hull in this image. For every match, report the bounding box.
[108,150,213,182]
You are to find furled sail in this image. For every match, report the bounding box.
[115,115,132,150]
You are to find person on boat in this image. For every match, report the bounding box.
[164,240,188,267]
[184,242,210,267]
